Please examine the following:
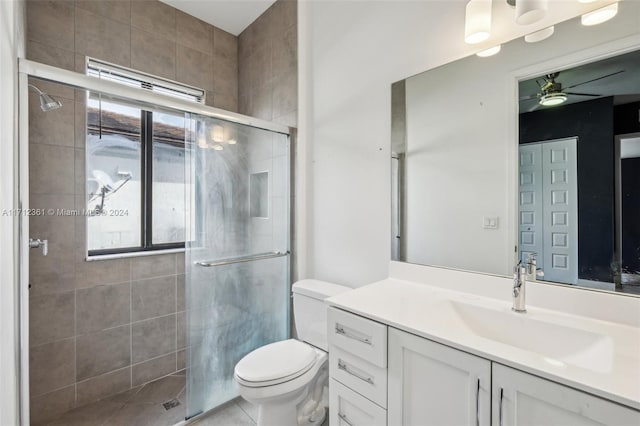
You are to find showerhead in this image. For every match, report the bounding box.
[28,84,63,112]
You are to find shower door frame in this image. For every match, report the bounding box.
[17,58,290,426]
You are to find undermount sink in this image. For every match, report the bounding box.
[434,299,614,372]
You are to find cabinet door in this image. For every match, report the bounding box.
[388,328,491,426]
[492,364,640,426]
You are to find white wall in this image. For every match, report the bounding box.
[299,0,639,287]
[0,0,25,424]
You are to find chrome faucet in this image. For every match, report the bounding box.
[512,261,527,313]
[525,252,544,282]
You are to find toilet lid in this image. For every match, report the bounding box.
[235,339,317,383]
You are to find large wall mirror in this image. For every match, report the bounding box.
[391,1,640,296]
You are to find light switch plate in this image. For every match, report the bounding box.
[483,216,499,229]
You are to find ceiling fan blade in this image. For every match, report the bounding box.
[565,70,625,90]
[566,92,601,97]
[527,102,541,112]
[519,94,540,101]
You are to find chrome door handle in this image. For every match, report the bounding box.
[337,359,374,385]
[499,388,504,426]
[335,324,372,345]
[476,378,480,426]
[29,238,48,256]
[338,412,355,426]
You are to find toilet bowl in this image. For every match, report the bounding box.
[234,280,351,426]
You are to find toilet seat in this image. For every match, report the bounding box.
[235,339,318,388]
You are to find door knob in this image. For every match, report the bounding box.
[29,238,48,256]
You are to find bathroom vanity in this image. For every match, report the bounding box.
[326,265,640,426]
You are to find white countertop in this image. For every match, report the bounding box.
[326,278,640,410]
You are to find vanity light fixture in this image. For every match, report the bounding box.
[212,143,224,151]
[581,2,618,26]
[524,26,554,43]
[227,139,237,145]
[516,0,548,25]
[539,92,567,106]
[476,45,502,57]
[465,0,492,44]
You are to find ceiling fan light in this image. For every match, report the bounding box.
[539,93,567,106]
[465,0,492,44]
[581,3,618,26]
[524,26,554,43]
[516,0,548,25]
[476,45,501,57]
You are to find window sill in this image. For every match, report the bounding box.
[86,247,185,262]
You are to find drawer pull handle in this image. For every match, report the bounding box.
[337,359,374,385]
[338,412,355,426]
[335,324,372,345]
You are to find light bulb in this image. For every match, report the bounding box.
[581,3,618,26]
[524,26,554,43]
[516,0,548,26]
[476,45,501,57]
[465,0,492,44]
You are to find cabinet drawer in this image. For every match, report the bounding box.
[330,379,387,426]
[330,345,387,408]
[328,307,387,367]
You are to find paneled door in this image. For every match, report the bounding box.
[388,328,491,426]
[519,138,577,284]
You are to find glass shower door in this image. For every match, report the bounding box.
[185,116,290,418]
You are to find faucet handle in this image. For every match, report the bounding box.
[536,268,544,278]
[526,252,538,263]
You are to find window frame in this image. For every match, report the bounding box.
[86,59,203,257]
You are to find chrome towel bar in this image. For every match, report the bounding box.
[195,251,289,267]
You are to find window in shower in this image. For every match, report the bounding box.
[85,60,202,255]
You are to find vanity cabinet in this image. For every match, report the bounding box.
[387,327,640,426]
[328,307,388,426]
[388,328,491,426]
[493,364,640,426]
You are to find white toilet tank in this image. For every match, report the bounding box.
[292,279,351,351]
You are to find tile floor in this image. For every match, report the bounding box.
[44,374,257,426]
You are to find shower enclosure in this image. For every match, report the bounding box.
[185,116,291,418]
[19,59,290,424]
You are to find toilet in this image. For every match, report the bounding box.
[234,279,351,426]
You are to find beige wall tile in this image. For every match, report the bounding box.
[27,40,75,71]
[176,46,214,91]
[176,311,185,349]
[30,385,76,426]
[272,73,297,119]
[131,0,176,41]
[271,0,297,32]
[213,92,238,112]
[75,0,131,25]
[29,144,75,195]
[176,274,185,311]
[213,27,237,61]
[132,314,176,363]
[75,99,87,149]
[132,353,176,386]
[176,10,212,54]
[75,7,131,67]
[30,338,75,396]
[131,28,176,80]
[76,282,131,334]
[76,367,131,406]
[247,46,273,93]
[177,349,186,371]
[76,325,131,380]
[75,258,130,288]
[30,291,75,347]
[29,91,75,147]
[131,253,176,280]
[132,275,176,321]
[213,60,237,96]
[26,0,75,51]
[272,25,297,80]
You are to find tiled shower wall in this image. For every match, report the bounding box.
[238,0,299,283]
[26,0,238,423]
